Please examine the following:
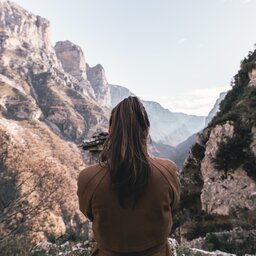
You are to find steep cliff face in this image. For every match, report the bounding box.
[54,40,111,108]
[0,1,108,142]
[0,0,109,246]
[87,64,111,108]
[177,51,256,255]
[54,40,95,99]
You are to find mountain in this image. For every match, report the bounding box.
[205,91,227,125]
[0,0,111,249]
[110,84,206,146]
[0,0,226,253]
[174,133,197,168]
[176,51,256,255]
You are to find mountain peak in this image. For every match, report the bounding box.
[0,0,51,50]
[54,40,87,81]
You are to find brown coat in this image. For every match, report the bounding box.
[77,157,180,256]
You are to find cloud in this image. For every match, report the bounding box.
[243,0,252,4]
[143,86,231,116]
[178,38,187,44]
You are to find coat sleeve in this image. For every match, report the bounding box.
[166,161,180,209]
[77,169,94,221]
[157,159,180,209]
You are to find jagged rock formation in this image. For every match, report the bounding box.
[110,84,206,146]
[54,41,111,108]
[54,40,95,98]
[0,0,110,248]
[0,1,109,142]
[87,64,111,108]
[176,50,256,255]
[1,1,255,256]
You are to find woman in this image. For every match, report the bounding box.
[77,96,180,256]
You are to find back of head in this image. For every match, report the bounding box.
[101,96,151,207]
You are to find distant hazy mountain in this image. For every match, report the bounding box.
[205,91,227,125]
[110,84,135,107]
[174,133,198,168]
[110,84,205,146]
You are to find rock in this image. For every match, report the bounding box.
[250,126,256,156]
[0,0,108,245]
[200,122,256,215]
[54,40,95,98]
[87,64,111,108]
[191,248,236,256]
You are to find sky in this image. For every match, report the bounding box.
[14,0,256,115]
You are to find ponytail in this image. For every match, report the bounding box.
[101,97,151,207]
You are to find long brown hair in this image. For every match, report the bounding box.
[101,96,151,207]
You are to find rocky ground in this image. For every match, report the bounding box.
[32,238,256,256]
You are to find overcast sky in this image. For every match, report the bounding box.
[14,0,256,115]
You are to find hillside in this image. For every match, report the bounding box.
[176,51,256,255]
[0,0,108,251]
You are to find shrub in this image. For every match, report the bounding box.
[204,233,238,254]
[212,123,256,181]
[191,143,205,161]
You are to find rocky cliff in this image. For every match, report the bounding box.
[176,51,256,255]
[0,0,110,250]
[55,41,111,108]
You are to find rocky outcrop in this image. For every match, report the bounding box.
[87,64,111,108]
[0,1,108,142]
[0,0,109,247]
[54,40,111,108]
[176,50,256,255]
[54,40,95,98]
[0,0,52,51]
[200,122,256,215]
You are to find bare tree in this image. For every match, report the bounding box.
[0,129,69,254]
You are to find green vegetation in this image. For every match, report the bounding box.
[184,214,232,241]
[191,143,205,161]
[211,123,256,178]
[203,232,256,256]
[176,247,202,256]
[204,233,237,252]
[209,50,256,181]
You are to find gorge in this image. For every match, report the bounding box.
[0,1,255,255]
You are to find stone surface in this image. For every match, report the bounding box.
[54,40,95,99]
[200,122,256,215]
[87,64,111,107]
[55,40,112,108]
[250,126,256,156]
[0,0,108,244]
